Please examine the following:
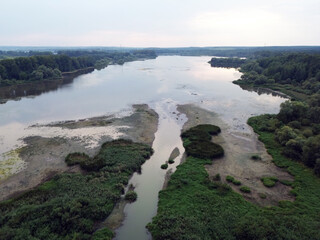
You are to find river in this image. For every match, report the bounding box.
[0,56,287,239]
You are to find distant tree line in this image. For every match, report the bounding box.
[209,57,246,68]
[0,50,157,87]
[0,50,53,59]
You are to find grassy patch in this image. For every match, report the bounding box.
[261,177,279,188]
[240,186,251,193]
[226,175,242,186]
[0,139,153,240]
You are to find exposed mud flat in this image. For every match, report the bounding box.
[0,104,158,201]
[178,104,294,206]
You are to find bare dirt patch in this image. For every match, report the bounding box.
[178,104,294,206]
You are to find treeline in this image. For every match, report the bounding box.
[0,50,53,60]
[0,50,157,87]
[234,53,320,96]
[150,46,320,57]
[209,57,246,68]
[234,53,320,175]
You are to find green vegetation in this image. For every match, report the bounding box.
[148,122,320,239]
[0,139,153,239]
[65,152,90,166]
[161,163,168,170]
[168,159,175,164]
[261,177,278,188]
[209,57,246,68]
[239,186,251,193]
[213,173,221,181]
[125,191,138,202]
[226,175,242,186]
[92,228,114,240]
[181,124,224,159]
[0,50,157,87]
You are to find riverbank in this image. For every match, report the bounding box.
[178,104,293,206]
[0,104,158,201]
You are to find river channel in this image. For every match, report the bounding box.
[0,56,287,239]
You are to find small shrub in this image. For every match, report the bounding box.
[65,152,90,166]
[240,186,251,193]
[261,177,278,187]
[226,175,235,182]
[232,180,242,186]
[161,163,168,169]
[168,159,175,164]
[125,190,137,202]
[213,173,221,181]
[258,193,267,199]
[279,179,293,186]
[226,175,241,185]
[251,155,261,160]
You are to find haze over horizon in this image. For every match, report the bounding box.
[1,0,319,47]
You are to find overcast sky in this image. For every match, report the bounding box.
[0,0,319,47]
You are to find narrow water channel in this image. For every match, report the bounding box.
[114,99,187,240]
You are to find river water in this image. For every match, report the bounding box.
[0,56,286,239]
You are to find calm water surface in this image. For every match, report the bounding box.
[0,56,286,239]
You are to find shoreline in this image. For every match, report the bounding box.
[0,104,159,201]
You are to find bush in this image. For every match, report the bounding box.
[168,159,175,164]
[226,175,235,182]
[232,179,242,186]
[65,152,90,166]
[261,177,278,187]
[226,175,241,185]
[251,155,261,160]
[185,141,224,159]
[182,124,224,159]
[125,191,137,202]
[213,173,221,181]
[161,163,168,169]
[92,227,114,240]
[240,186,251,193]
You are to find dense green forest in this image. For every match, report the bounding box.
[209,57,246,68]
[0,50,157,87]
[0,139,153,240]
[233,53,320,175]
[150,46,320,57]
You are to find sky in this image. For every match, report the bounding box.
[0,0,319,47]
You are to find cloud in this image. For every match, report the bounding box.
[0,31,185,47]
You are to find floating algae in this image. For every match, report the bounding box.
[0,148,27,181]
